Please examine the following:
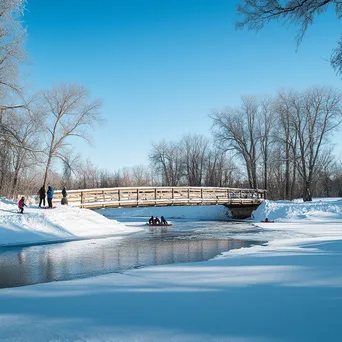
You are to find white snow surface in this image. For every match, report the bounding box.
[0,198,140,246]
[1,198,342,341]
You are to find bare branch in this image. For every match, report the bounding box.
[236,0,342,74]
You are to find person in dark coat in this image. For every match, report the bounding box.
[161,216,168,225]
[61,187,68,205]
[47,185,54,208]
[38,186,46,207]
[148,216,154,225]
[155,216,161,225]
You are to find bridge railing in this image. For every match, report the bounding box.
[52,186,266,209]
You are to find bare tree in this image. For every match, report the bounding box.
[74,159,100,189]
[0,0,26,100]
[274,90,300,199]
[0,97,44,198]
[236,0,342,75]
[61,151,81,188]
[180,134,209,186]
[257,96,276,191]
[149,140,184,186]
[131,165,153,186]
[204,149,239,187]
[0,0,27,197]
[0,139,11,195]
[333,160,342,196]
[312,147,337,196]
[290,87,342,200]
[204,148,222,186]
[9,109,43,197]
[332,33,342,75]
[41,83,102,187]
[211,96,260,188]
[119,167,133,187]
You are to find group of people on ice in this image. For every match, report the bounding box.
[148,215,168,225]
[18,185,68,214]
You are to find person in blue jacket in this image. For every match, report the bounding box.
[47,185,54,208]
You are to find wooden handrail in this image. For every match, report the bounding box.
[52,186,266,209]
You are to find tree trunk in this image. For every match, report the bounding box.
[264,149,268,190]
[285,145,290,200]
[303,181,312,202]
[43,154,52,187]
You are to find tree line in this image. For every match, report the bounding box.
[53,86,342,203]
[211,87,342,200]
[24,86,342,202]
[1,0,342,201]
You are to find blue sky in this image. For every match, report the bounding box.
[23,0,341,170]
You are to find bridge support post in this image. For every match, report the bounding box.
[224,203,261,219]
[81,191,85,208]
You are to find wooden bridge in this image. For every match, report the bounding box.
[53,186,266,218]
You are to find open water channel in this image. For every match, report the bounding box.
[0,218,266,288]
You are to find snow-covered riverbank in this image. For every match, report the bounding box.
[1,198,342,341]
[0,198,141,246]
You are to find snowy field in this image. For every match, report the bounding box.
[1,198,342,341]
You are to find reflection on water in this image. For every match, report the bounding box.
[0,229,262,289]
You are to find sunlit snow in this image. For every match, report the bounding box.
[0,197,342,341]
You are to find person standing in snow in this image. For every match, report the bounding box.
[18,197,26,214]
[61,187,68,205]
[38,185,46,207]
[47,185,54,208]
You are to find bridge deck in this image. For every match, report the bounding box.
[52,186,266,210]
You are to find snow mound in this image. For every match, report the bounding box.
[252,198,342,222]
[0,198,141,247]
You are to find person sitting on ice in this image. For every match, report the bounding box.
[18,197,26,214]
[160,216,168,225]
[155,216,161,225]
[149,216,154,225]
[265,217,269,222]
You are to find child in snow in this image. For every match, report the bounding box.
[18,197,26,214]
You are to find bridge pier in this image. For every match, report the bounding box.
[224,203,260,219]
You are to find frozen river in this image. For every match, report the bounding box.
[0,218,265,288]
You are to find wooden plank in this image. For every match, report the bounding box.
[51,186,266,210]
